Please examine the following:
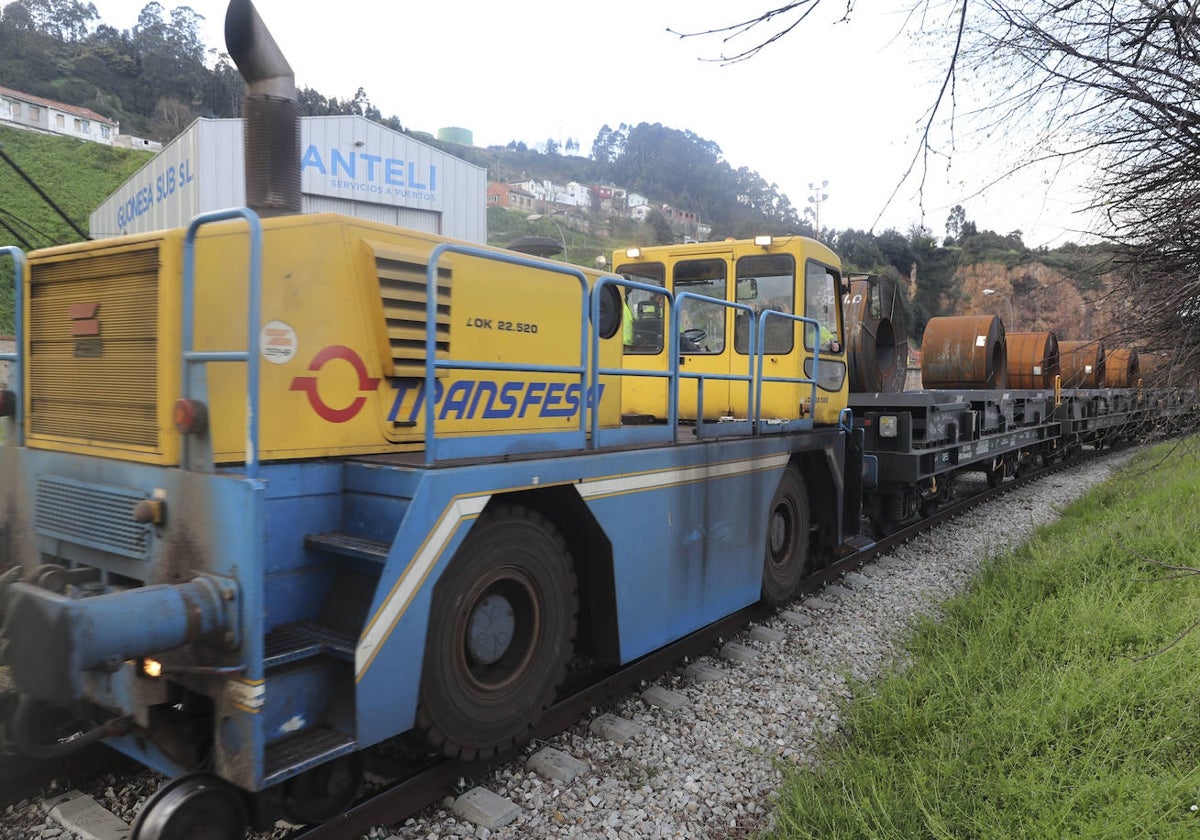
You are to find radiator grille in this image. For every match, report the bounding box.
[372,244,450,378]
[35,476,150,560]
[28,247,160,449]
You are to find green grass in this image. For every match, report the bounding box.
[0,123,153,333]
[772,438,1200,839]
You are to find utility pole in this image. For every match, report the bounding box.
[806,180,828,236]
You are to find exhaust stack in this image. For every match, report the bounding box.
[225,0,301,216]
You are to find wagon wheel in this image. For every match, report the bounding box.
[761,467,810,606]
[417,505,578,761]
[131,774,247,840]
[919,472,955,517]
[985,459,1007,488]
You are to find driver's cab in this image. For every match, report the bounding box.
[614,236,849,426]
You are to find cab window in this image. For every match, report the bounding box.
[615,262,666,355]
[674,258,727,354]
[734,254,795,354]
[804,261,841,352]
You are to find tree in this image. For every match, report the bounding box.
[647,208,675,245]
[4,0,97,41]
[945,204,966,243]
[676,1,1200,378]
[151,95,192,140]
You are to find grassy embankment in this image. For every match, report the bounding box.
[772,438,1200,839]
[0,123,153,334]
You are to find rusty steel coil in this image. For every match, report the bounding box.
[920,315,1008,389]
[1138,352,1168,385]
[1103,348,1140,388]
[1059,340,1106,388]
[843,274,909,393]
[1006,332,1060,389]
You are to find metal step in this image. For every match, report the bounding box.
[264,622,355,669]
[263,727,358,787]
[304,531,390,563]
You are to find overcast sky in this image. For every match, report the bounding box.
[90,0,1099,247]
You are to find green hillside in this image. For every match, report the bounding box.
[0,123,152,332]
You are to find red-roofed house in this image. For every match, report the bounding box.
[0,85,118,146]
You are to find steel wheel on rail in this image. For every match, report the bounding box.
[131,774,247,840]
[761,467,810,606]
[283,754,362,825]
[417,505,578,761]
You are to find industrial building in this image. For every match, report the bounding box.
[90,114,487,242]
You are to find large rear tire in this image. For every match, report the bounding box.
[761,467,810,606]
[416,505,577,760]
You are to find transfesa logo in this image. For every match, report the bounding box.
[288,344,604,425]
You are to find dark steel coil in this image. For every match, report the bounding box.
[1006,332,1060,389]
[920,315,1007,389]
[843,275,909,393]
[1059,340,1106,388]
[1103,348,1140,388]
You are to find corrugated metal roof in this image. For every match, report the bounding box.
[0,84,116,125]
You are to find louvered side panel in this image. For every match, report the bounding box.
[373,248,451,379]
[27,248,161,449]
[35,476,150,560]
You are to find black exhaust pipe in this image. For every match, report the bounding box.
[225,0,301,217]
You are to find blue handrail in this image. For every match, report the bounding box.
[589,276,676,444]
[754,310,822,427]
[671,292,759,429]
[182,208,264,478]
[424,243,590,466]
[0,246,25,445]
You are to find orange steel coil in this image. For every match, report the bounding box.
[1059,340,1106,388]
[1103,348,1140,388]
[920,315,1007,389]
[1006,332,1060,389]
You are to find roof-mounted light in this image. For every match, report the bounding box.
[625,247,642,259]
[754,235,773,248]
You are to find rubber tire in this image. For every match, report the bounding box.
[416,505,577,760]
[761,467,810,606]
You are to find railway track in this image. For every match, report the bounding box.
[0,443,1141,838]
[284,445,1106,840]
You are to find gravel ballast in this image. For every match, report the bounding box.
[380,450,1138,840]
[0,450,1138,840]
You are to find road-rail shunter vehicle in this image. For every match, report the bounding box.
[0,1,1193,836]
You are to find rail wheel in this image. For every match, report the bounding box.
[985,457,1008,488]
[131,774,247,840]
[283,754,362,825]
[761,467,809,606]
[417,505,577,760]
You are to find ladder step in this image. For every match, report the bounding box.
[304,531,391,563]
[264,622,355,669]
[263,727,358,787]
